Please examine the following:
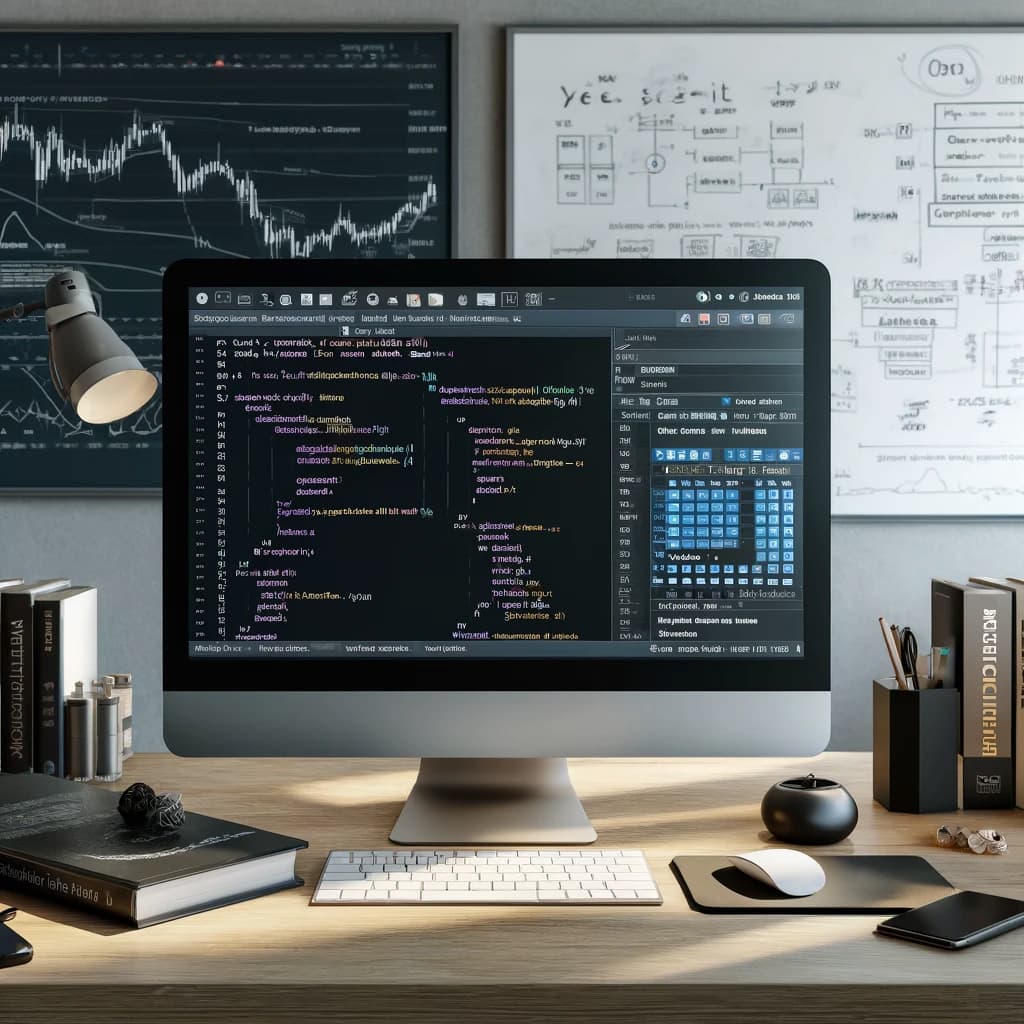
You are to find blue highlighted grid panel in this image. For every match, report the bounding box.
[651,478,801,589]
[654,486,741,552]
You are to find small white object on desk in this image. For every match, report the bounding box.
[728,849,827,897]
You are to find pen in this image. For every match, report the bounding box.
[890,622,913,688]
[879,616,909,689]
[898,626,920,689]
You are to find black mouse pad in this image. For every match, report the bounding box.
[671,855,954,913]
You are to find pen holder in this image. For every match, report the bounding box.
[873,678,959,813]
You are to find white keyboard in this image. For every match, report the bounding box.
[311,848,663,905]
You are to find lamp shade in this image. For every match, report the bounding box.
[45,270,158,424]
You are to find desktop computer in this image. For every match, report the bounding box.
[163,258,830,845]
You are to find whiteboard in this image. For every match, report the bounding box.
[508,28,1024,516]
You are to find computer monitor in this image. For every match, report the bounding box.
[163,259,830,843]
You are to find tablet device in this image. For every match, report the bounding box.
[876,890,1024,950]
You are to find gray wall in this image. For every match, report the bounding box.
[2,0,1023,753]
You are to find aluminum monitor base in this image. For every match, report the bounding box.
[389,757,597,844]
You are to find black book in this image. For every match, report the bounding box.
[0,579,70,773]
[0,773,307,927]
[932,578,1014,809]
[972,577,1024,810]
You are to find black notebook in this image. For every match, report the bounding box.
[0,773,307,927]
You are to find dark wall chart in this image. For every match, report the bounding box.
[0,32,454,490]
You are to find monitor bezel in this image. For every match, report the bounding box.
[163,257,829,692]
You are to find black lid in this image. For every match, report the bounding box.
[778,773,839,790]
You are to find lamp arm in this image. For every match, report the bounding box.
[0,300,47,322]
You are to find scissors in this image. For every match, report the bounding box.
[899,626,919,689]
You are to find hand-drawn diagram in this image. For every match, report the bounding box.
[510,30,1024,515]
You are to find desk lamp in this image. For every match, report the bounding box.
[0,269,157,423]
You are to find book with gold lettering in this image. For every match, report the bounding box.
[971,578,1024,810]
[0,773,306,927]
[933,579,1014,809]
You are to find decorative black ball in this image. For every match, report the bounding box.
[146,792,186,833]
[117,782,157,826]
[760,773,859,845]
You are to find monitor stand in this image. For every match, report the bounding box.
[389,757,597,845]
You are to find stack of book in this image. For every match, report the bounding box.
[0,772,306,927]
[0,578,97,778]
[931,577,1023,810]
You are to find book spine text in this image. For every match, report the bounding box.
[1,595,32,772]
[34,604,62,775]
[0,851,135,922]
[962,590,1014,808]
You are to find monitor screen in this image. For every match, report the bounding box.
[188,283,804,657]
[167,261,827,692]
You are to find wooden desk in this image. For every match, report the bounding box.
[3,753,1024,1023]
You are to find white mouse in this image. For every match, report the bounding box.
[728,849,826,897]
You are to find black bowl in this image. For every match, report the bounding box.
[761,773,858,845]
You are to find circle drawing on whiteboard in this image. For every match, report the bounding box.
[913,46,981,96]
[645,153,666,174]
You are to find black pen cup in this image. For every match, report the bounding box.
[873,677,959,813]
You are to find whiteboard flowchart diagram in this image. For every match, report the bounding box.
[509,29,1024,516]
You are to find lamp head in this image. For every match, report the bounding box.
[45,269,158,424]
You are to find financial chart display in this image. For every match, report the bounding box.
[0,32,453,489]
[186,284,807,664]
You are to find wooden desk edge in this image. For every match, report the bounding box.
[3,983,1023,1024]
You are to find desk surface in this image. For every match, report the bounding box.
[3,753,1024,1023]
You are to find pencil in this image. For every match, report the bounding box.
[879,616,909,689]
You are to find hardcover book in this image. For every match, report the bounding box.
[933,579,1014,809]
[33,587,97,777]
[0,579,25,760]
[0,773,307,927]
[932,578,966,698]
[970,577,1024,810]
[0,579,70,772]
